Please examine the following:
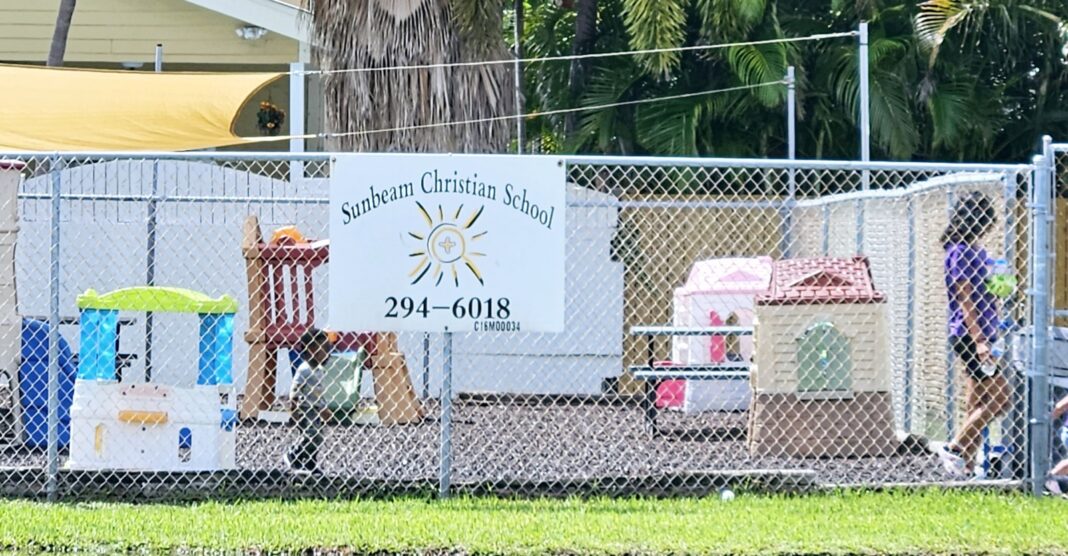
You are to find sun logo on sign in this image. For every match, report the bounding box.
[409,202,487,287]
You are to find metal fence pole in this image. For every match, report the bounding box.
[46,155,62,500]
[513,0,525,154]
[422,332,431,399]
[145,45,163,382]
[856,22,870,255]
[290,61,306,182]
[858,22,870,178]
[145,164,158,382]
[944,188,957,439]
[778,66,797,259]
[821,204,830,255]
[439,329,454,498]
[1028,140,1055,495]
[903,196,915,433]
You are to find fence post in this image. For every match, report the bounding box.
[46,155,62,500]
[289,61,306,183]
[903,196,915,433]
[858,21,870,178]
[944,188,958,439]
[422,333,430,399]
[439,329,454,498]
[856,22,870,254]
[778,66,797,259]
[512,0,525,154]
[1028,140,1055,495]
[145,160,158,381]
[145,47,163,381]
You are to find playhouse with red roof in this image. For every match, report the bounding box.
[748,257,897,458]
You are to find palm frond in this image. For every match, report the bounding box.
[925,78,972,149]
[634,96,699,155]
[695,0,767,40]
[453,0,509,41]
[915,0,977,66]
[621,0,688,76]
[571,63,643,152]
[869,68,919,158]
[726,42,788,107]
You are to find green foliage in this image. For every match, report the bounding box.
[621,0,688,76]
[516,0,1068,161]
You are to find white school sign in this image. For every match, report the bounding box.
[329,154,566,333]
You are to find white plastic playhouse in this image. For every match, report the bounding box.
[67,287,238,471]
[669,257,773,412]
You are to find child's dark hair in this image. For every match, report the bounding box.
[942,192,995,247]
[299,327,330,356]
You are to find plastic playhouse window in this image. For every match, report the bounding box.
[179,427,192,463]
[796,321,852,393]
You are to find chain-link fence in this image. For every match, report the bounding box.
[1047,142,1068,496]
[0,151,1056,500]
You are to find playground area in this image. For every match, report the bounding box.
[0,151,1062,499]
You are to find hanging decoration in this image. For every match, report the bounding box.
[256,100,286,136]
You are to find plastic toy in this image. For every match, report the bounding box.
[241,215,424,425]
[748,257,897,458]
[66,287,239,471]
[668,257,772,412]
[18,319,77,447]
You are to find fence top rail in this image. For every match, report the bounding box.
[0,151,1037,174]
[1051,143,1068,152]
[792,172,1012,208]
[561,155,1033,174]
[0,151,334,162]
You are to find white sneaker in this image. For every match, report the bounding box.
[930,441,968,477]
[1046,477,1068,496]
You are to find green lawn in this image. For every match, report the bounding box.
[0,490,1065,554]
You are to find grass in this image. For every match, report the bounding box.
[0,489,1065,554]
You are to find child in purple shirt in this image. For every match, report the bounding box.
[932,192,1011,478]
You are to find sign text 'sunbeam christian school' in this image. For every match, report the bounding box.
[329,154,566,333]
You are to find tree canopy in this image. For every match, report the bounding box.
[512,0,1068,161]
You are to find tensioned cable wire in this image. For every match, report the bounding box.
[296,31,857,77]
[252,80,785,143]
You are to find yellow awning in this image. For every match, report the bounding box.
[0,64,283,152]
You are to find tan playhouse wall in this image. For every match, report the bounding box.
[791,198,911,431]
[1056,199,1068,326]
[751,302,892,394]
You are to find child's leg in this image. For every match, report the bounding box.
[304,413,324,471]
[290,407,317,469]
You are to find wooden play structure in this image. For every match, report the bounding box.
[240,215,424,425]
[748,257,897,458]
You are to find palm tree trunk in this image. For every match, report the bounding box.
[312,0,515,153]
[564,0,597,137]
[47,0,77,67]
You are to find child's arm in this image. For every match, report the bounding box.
[1053,395,1068,422]
[289,367,308,411]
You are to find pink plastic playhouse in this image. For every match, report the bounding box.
[666,257,773,412]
